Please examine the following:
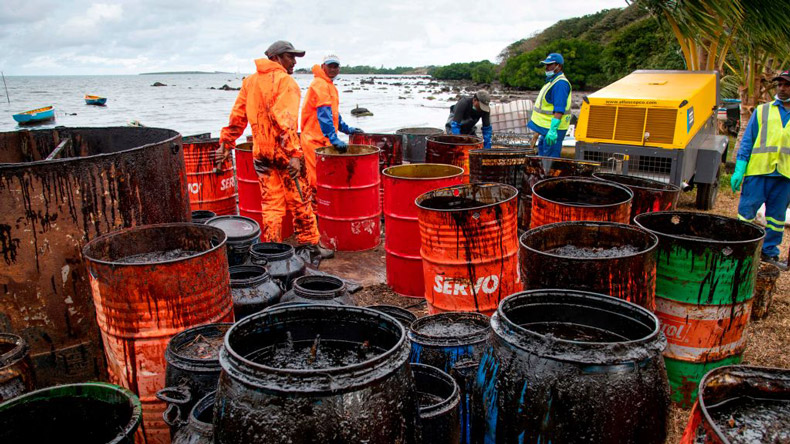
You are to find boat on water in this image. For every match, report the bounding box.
[12,106,55,124]
[84,95,107,105]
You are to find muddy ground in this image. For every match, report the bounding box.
[320,176,789,444]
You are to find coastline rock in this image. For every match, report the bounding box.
[152,82,167,87]
[350,106,373,117]
[218,84,240,91]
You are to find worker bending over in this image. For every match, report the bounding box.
[528,53,572,158]
[445,90,493,149]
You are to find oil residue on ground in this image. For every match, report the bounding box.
[708,397,790,443]
[419,196,486,210]
[247,336,385,370]
[175,333,224,360]
[546,244,640,258]
[520,321,629,342]
[115,248,199,263]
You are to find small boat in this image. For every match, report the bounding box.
[85,95,107,105]
[12,106,55,124]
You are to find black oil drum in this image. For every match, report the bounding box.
[172,391,215,444]
[214,305,420,443]
[280,275,352,305]
[229,264,283,318]
[412,363,461,444]
[476,289,670,444]
[0,333,35,402]
[249,242,306,289]
[191,210,217,224]
[205,215,260,266]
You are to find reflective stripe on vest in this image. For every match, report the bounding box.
[745,103,790,178]
[530,73,572,130]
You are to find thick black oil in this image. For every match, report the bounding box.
[420,196,486,210]
[0,341,16,355]
[0,396,132,443]
[196,404,214,423]
[176,333,224,360]
[116,249,199,263]
[546,244,641,258]
[418,391,445,408]
[708,396,790,443]
[415,318,488,337]
[521,322,629,342]
[246,336,386,369]
[300,281,342,291]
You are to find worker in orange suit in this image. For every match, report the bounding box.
[301,54,364,196]
[216,40,332,258]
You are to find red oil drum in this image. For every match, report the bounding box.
[416,183,520,315]
[182,137,238,216]
[83,223,235,444]
[593,173,681,223]
[424,135,484,183]
[530,177,632,228]
[316,145,381,251]
[235,143,293,239]
[350,133,404,212]
[382,164,465,298]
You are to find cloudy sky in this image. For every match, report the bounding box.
[1,0,627,76]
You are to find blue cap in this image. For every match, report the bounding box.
[540,53,564,65]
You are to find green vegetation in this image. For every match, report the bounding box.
[430,61,497,83]
[294,65,418,74]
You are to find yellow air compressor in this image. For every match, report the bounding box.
[575,70,728,209]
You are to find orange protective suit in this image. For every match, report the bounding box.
[220,58,319,244]
[300,64,340,190]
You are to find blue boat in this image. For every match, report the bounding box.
[85,95,107,105]
[12,106,55,124]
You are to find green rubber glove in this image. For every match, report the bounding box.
[730,159,748,192]
[545,117,561,146]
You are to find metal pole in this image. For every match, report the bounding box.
[1,71,9,104]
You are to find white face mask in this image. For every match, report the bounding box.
[775,94,790,103]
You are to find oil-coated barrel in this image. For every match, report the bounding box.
[396,127,443,163]
[316,145,381,251]
[519,156,600,230]
[476,289,670,443]
[0,126,189,387]
[83,223,235,444]
[416,183,520,315]
[520,221,658,310]
[424,135,484,183]
[0,333,35,402]
[214,305,420,443]
[235,142,293,239]
[594,172,681,222]
[468,148,532,186]
[681,366,790,444]
[634,211,764,407]
[530,177,633,228]
[0,382,142,443]
[182,136,237,215]
[382,164,464,297]
[412,364,461,444]
[350,132,405,212]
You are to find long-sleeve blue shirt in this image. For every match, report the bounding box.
[528,72,571,135]
[737,99,790,176]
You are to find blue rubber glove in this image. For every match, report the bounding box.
[545,117,560,146]
[482,125,492,149]
[450,121,461,135]
[317,106,347,151]
[730,159,748,192]
[337,115,363,134]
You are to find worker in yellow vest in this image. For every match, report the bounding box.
[731,70,790,265]
[527,53,572,158]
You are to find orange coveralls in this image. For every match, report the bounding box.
[220,58,320,244]
[300,64,340,193]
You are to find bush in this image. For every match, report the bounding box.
[431,60,498,83]
[499,39,607,90]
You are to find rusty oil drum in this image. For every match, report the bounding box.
[0,127,189,387]
[235,142,293,239]
[530,177,632,228]
[634,212,764,407]
[0,333,35,402]
[468,148,534,186]
[416,183,520,315]
[593,172,681,222]
[681,366,790,443]
[350,132,404,212]
[214,305,420,443]
[382,164,465,297]
[520,221,659,310]
[83,223,235,444]
[182,136,237,216]
[519,156,600,230]
[396,127,443,163]
[316,145,381,251]
[424,135,484,183]
[475,289,670,443]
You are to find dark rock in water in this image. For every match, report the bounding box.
[360,78,374,85]
[343,89,353,93]
[351,106,373,117]
[218,84,240,91]
[115,249,199,264]
[152,82,167,87]
[546,244,641,258]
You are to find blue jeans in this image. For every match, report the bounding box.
[536,129,567,158]
[738,175,790,257]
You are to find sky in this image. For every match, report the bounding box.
[0,0,627,76]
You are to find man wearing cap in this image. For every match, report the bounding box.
[301,54,364,199]
[731,70,790,266]
[217,40,329,258]
[445,90,493,149]
[528,53,572,158]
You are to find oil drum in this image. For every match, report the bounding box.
[530,177,632,228]
[182,136,237,215]
[424,135,484,183]
[350,132,404,213]
[593,172,681,222]
[396,127,443,163]
[0,333,35,402]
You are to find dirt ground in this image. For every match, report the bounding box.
[319,179,789,444]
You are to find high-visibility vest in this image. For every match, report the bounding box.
[745,102,790,178]
[530,73,572,130]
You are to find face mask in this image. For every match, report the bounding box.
[775,94,790,103]
[545,68,556,79]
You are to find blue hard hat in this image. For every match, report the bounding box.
[540,53,564,65]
